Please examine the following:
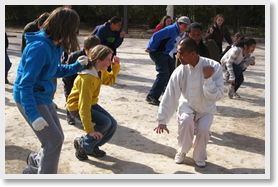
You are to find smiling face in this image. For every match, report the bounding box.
[178,23,189,33]
[248,44,256,53]
[165,18,172,26]
[97,53,113,71]
[189,27,202,45]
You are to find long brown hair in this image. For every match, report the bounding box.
[41,7,80,53]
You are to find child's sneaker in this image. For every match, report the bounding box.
[87,146,106,158]
[174,152,186,164]
[74,137,88,161]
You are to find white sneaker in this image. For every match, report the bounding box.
[175,152,186,164]
[195,161,206,167]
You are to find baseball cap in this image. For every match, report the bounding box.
[178,16,191,25]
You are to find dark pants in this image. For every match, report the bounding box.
[232,63,244,92]
[216,42,223,55]
[62,74,78,101]
[148,52,175,99]
[5,51,12,82]
[62,74,78,118]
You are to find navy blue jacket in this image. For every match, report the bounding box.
[95,22,124,54]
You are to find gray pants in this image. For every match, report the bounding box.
[16,102,64,174]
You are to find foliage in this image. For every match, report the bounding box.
[5,5,265,35]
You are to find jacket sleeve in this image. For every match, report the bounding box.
[95,26,107,45]
[54,60,83,78]
[146,28,171,52]
[18,46,47,123]
[101,64,120,86]
[224,26,233,45]
[156,67,183,124]
[112,31,124,49]
[77,75,95,133]
[205,25,214,41]
[203,63,224,102]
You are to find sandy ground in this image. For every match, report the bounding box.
[4,31,266,178]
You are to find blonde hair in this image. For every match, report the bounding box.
[84,45,113,70]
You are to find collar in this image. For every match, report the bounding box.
[78,66,99,78]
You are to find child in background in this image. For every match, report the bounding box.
[62,35,100,125]
[67,45,121,161]
[154,15,172,33]
[220,32,245,82]
[221,38,256,99]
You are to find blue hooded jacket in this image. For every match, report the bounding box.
[13,29,83,123]
[146,22,180,54]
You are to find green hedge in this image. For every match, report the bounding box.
[5,5,265,35]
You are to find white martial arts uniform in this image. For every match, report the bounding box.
[157,55,224,162]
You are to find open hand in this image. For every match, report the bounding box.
[154,124,169,134]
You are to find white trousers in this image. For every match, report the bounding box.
[177,112,214,162]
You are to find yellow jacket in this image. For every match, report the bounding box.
[67,64,120,133]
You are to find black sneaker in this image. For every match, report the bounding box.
[74,137,88,161]
[146,94,160,106]
[87,147,106,158]
[66,116,76,125]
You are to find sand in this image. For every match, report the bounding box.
[4,31,266,179]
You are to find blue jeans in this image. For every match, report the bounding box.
[149,52,175,99]
[81,104,117,154]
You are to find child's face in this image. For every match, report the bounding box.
[165,18,172,26]
[111,22,122,31]
[248,44,256,53]
[99,53,113,71]
[216,17,224,26]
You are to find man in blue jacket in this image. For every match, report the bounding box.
[145,16,191,105]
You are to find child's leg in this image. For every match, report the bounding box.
[81,104,117,154]
[232,63,244,92]
[16,102,64,174]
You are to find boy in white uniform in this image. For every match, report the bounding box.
[154,37,224,167]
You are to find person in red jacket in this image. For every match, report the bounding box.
[154,15,172,33]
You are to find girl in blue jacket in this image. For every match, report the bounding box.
[13,7,88,174]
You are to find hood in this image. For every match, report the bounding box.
[25,29,56,49]
[78,66,99,78]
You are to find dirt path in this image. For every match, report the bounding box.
[4,31,266,178]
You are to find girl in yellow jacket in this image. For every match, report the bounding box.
[67,45,120,160]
